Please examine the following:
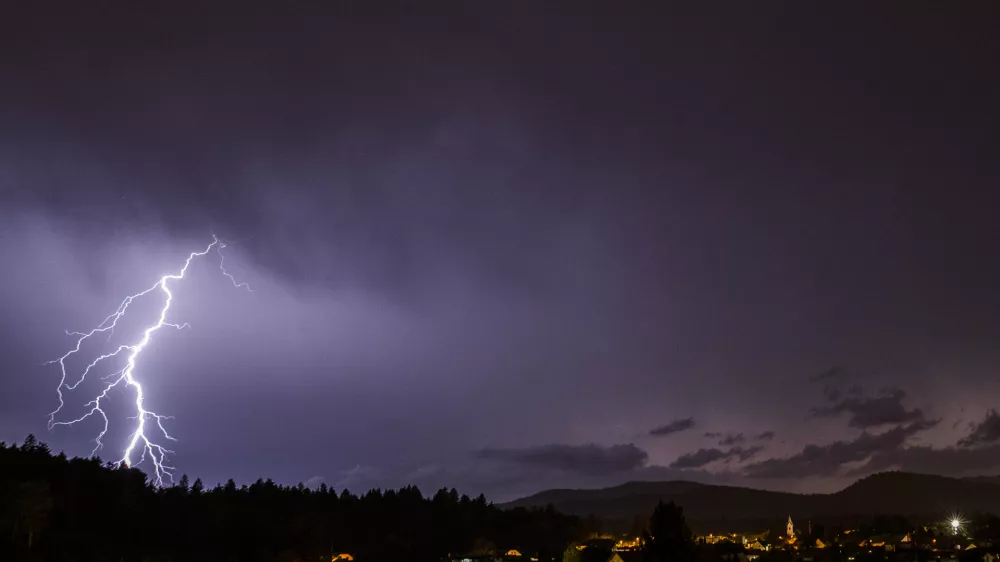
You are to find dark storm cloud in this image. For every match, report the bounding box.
[719,433,746,446]
[810,366,846,382]
[473,443,649,475]
[959,409,1000,448]
[649,418,696,437]
[744,420,938,478]
[704,431,773,445]
[704,431,772,444]
[2,2,1000,500]
[811,387,926,428]
[822,386,841,402]
[671,449,727,469]
[671,446,762,469]
[855,443,1000,476]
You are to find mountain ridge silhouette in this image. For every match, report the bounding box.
[502,472,1000,532]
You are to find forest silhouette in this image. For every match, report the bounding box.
[1,435,592,561]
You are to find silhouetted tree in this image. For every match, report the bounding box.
[642,500,694,562]
[0,436,589,561]
[13,481,52,550]
[969,511,1000,541]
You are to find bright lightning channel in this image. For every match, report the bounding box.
[46,235,251,486]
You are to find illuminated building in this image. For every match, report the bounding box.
[613,537,641,551]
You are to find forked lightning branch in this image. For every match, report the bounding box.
[46,235,251,486]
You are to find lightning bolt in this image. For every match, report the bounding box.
[46,235,251,486]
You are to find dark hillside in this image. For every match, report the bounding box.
[506,472,1000,532]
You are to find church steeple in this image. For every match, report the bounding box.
[787,516,795,539]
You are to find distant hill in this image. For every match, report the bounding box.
[964,475,1000,486]
[503,472,1000,533]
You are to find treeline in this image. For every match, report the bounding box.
[1,435,591,562]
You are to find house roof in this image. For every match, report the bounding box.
[608,552,644,562]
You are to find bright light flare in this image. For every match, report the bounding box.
[948,512,964,534]
[46,235,251,486]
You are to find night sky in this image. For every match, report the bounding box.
[2,3,999,501]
